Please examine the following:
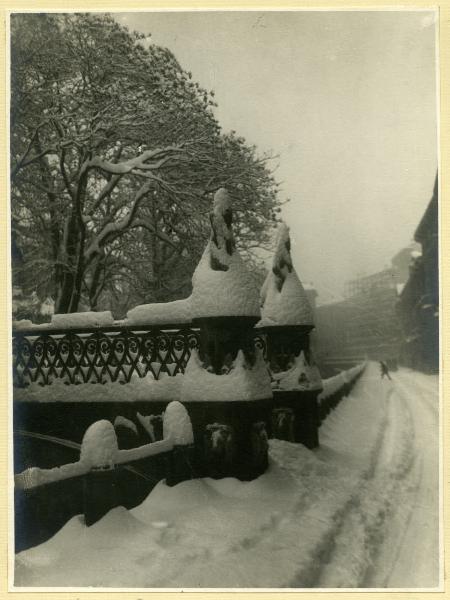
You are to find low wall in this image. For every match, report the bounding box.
[15,451,170,553]
[318,364,366,423]
[14,398,271,475]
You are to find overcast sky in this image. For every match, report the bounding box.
[116,10,438,303]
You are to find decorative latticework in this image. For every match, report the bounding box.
[12,325,201,388]
[12,325,269,388]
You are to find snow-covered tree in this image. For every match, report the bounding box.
[11,13,283,314]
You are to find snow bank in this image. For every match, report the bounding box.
[79,420,118,469]
[258,224,313,327]
[163,401,194,445]
[14,372,183,403]
[180,349,272,402]
[13,439,357,588]
[125,298,192,326]
[14,365,440,589]
[273,351,322,391]
[51,311,114,329]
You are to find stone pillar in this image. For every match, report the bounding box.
[188,188,272,479]
[258,223,322,448]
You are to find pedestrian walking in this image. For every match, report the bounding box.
[380,360,392,380]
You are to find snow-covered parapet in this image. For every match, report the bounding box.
[125,298,192,326]
[318,362,366,401]
[180,349,272,402]
[80,420,119,469]
[272,351,322,391]
[51,311,115,329]
[163,401,194,445]
[13,310,113,331]
[14,372,183,403]
[12,319,51,331]
[190,188,260,318]
[257,223,314,327]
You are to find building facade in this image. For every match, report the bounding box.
[397,176,439,372]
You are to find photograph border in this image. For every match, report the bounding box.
[1,1,449,598]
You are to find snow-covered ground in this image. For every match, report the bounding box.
[14,363,440,589]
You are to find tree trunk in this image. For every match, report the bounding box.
[55,211,82,313]
[88,257,103,311]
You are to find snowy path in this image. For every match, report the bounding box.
[364,369,440,588]
[14,363,440,589]
[316,365,440,588]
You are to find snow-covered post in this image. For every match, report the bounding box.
[191,188,261,374]
[257,223,322,448]
[187,188,272,479]
[163,401,195,486]
[80,420,121,526]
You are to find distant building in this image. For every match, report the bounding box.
[315,244,424,375]
[315,270,401,375]
[315,175,439,375]
[344,268,399,299]
[397,175,439,372]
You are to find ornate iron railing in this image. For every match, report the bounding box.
[12,324,201,387]
[12,324,269,388]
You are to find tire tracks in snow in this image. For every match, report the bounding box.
[310,381,417,588]
[368,371,439,587]
[285,376,392,588]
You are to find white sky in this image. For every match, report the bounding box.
[116,10,438,303]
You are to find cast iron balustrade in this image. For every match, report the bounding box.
[12,323,269,388]
[12,323,201,388]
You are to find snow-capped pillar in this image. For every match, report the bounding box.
[259,223,315,371]
[187,188,272,479]
[80,420,122,527]
[257,223,322,449]
[191,188,261,374]
[163,401,196,486]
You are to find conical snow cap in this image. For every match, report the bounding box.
[190,188,260,318]
[258,223,314,327]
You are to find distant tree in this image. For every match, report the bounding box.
[11,13,282,315]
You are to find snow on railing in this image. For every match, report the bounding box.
[12,321,202,387]
[318,362,366,402]
[15,461,88,491]
[15,438,175,491]
[15,419,178,491]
